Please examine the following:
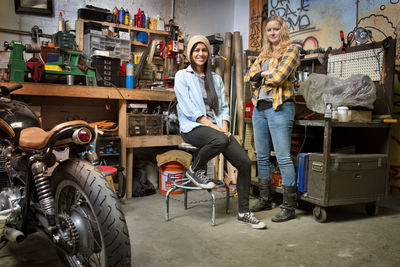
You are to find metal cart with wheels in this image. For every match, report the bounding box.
[295,119,390,223]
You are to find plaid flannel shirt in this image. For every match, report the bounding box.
[245,44,300,110]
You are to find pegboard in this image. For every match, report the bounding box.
[327,48,384,81]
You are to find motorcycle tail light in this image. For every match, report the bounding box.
[72,128,92,144]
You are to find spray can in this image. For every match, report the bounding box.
[126,63,134,89]
[118,8,125,24]
[58,12,65,32]
[113,7,118,23]
[141,11,146,28]
[124,11,130,25]
[136,8,142,27]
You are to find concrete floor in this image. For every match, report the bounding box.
[0,191,400,267]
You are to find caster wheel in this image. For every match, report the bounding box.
[313,206,327,223]
[365,202,378,216]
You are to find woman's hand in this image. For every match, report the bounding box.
[197,116,230,136]
[261,68,276,77]
[222,120,230,137]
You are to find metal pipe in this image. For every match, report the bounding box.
[3,227,25,243]
[171,0,175,21]
[0,27,52,39]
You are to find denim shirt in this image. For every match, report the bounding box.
[174,65,230,133]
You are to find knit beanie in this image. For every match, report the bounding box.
[186,35,211,61]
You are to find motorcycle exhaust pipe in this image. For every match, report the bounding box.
[3,227,25,243]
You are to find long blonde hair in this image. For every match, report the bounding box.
[260,15,291,58]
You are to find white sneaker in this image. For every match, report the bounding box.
[238,211,266,229]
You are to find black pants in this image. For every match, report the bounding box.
[181,126,252,213]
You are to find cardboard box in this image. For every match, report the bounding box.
[348,110,372,122]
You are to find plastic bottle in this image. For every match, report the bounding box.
[157,15,165,31]
[58,12,65,32]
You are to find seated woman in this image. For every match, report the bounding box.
[174,35,266,229]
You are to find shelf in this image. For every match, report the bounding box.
[99,153,121,156]
[126,135,182,148]
[295,119,390,128]
[78,19,169,35]
[6,81,176,102]
[300,53,325,62]
[75,18,168,51]
[131,41,148,47]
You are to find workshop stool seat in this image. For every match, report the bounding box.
[165,142,230,226]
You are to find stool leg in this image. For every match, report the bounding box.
[208,189,216,226]
[225,184,230,214]
[184,188,188,209]
[165,187,177,221]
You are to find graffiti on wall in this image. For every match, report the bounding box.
[249,3,262,50]
[358,0,400,65]
[269,0,315,35]
[249,0,268,51]
[378,0,399,11]
[269,0,319,50]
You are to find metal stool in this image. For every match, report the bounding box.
[165,143,230,226]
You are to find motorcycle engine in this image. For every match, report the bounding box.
[0,142,11,190]
[0,142,24,225]
[0,187,23,225]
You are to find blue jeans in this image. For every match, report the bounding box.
[252,101,295,186]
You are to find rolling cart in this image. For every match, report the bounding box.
[294,119,390,222]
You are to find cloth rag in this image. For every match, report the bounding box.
[26,57,44,82]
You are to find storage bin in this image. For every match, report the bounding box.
[307,153,388,206]
[84,33,130,62]
[92,55,120,87]
[127,114,163,136]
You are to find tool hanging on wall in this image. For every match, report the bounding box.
[353,27,371,44]
[161,19,184,88]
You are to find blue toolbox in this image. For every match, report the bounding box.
[296,153,310,193]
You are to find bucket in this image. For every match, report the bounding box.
[159,161,185,195]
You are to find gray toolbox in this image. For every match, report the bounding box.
[302,153,388,222]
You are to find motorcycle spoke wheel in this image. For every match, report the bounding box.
[56,180,106,266]
[52,159,131,267]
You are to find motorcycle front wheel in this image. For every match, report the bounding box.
[51,159,131,267]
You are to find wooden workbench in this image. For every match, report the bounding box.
[6,81,183,198]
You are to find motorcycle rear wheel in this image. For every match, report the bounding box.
[52,159,131,267]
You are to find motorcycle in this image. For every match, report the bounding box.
[0,84,131,266]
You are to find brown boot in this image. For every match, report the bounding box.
[250,178,272,212]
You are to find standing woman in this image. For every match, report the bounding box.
[174,35,266,229]
[245,16,300,222]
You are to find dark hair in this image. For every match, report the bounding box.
[190,42,219,115]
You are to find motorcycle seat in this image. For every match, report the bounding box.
[19,120,90,150]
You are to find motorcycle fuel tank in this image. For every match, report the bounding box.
[0,97,41,139]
